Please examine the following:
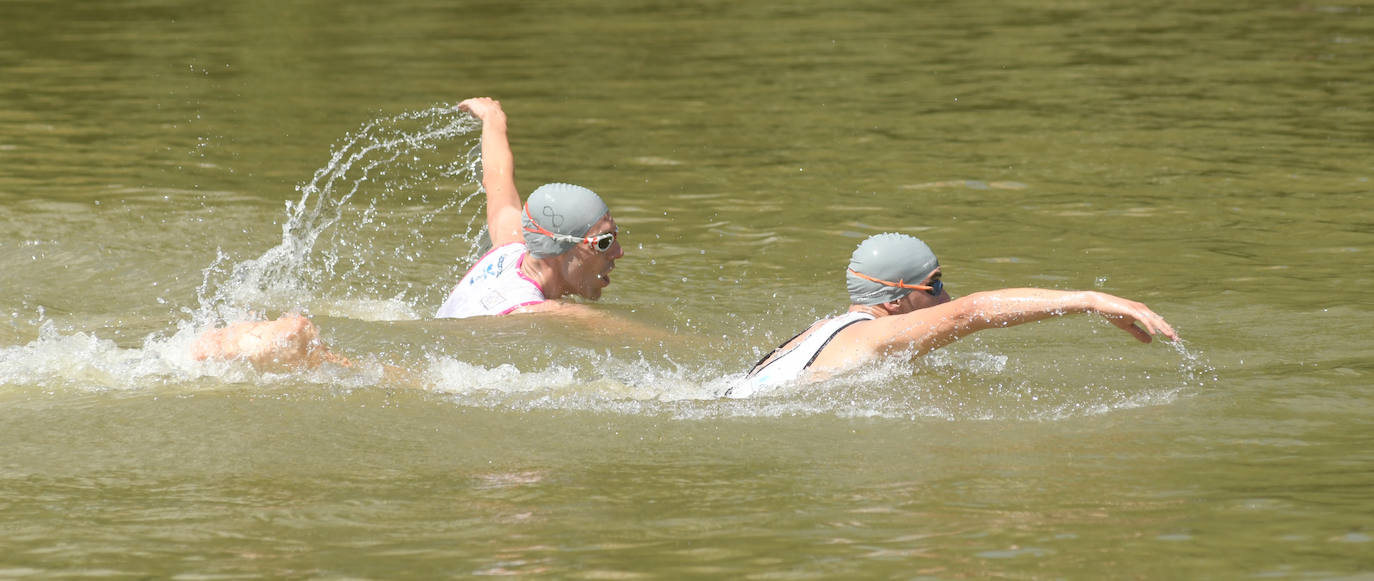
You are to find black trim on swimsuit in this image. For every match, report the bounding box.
[745,317,869,379]
[801,318,869,370]
[745,329,808,378]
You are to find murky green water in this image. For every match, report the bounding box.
[2,0,1371,578]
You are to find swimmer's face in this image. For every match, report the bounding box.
[559,213,623,300]
[898,268,949,313]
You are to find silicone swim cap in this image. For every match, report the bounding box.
[846,233,940,305]
[520,183,610,258]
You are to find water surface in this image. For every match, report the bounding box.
[2,0,1371,578]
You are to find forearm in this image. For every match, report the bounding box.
[876,288,1172,357]
[458,97,524,246]
[479,121,520,235]
[954,289,1099,332]
[949,288,1174,344]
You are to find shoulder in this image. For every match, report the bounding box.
[839,298,989,358]
[490,241,528,258]
[778,312,872,372]
[468,242,528,270]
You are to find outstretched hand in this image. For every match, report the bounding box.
[1091,292,1178,343]
[458,97,506,125]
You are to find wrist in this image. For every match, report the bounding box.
[1077,291,1104,313]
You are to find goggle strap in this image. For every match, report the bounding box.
[522,203,583,244]
[522,202,617,251]
[847,268,934,291]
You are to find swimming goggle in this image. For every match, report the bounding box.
[581,229,619,253]
[847,268,943,296]
[523,204,619,253]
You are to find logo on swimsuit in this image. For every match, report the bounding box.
[480,289,508,311]
[470,255,506,285]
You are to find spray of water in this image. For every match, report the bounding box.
[1168,337,1219,389]
[192,104,487,325]
[0,104,502,393]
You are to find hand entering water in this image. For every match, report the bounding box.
[190,315,350,369]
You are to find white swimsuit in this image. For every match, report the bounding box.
[435,242,546,319]
[726,311,875,398]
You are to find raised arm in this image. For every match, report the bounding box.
[864,289,1177,357]
[459,97,523,248]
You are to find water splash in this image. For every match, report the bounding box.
[0,319,363,392]
[194,104,487,325]
[1168,337,1220,389]
[0,105,502,394]
[2,312,1210,422]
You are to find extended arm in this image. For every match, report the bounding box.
[458,97,523,248]
[868,289,1177,357]
[511,301,683,343]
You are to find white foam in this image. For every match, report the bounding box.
[0,321,212,391]
[0,319,1200,423]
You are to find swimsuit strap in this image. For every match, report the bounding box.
[745,312,874,379]
[745,328,810,378]
[801,317,871,371]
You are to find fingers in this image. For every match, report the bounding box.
[1150,314,1178,341]
[1094,293,1180,343]
[1108,315,1154,343]
[458,97,501,118]
[1132,306,1178,341]
[1105,309,1179,344]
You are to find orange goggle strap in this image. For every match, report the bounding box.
[846,268,934,291]
[522,203,616,247]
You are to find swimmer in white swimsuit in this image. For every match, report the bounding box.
[726,233,1178,397]
[192,97,627,367]
[434,97,622,319]
[432,177,622,319]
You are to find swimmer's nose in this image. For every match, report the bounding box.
[609,240,624,259]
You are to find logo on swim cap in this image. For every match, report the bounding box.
[520,183,609,257]
[845,233,939,305]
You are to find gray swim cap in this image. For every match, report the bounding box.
[846,233,940,305]
[520,183,610,258]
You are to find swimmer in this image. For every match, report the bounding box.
[192,97,628,367]
[434,97,622,318]
[728,233,1178,397]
